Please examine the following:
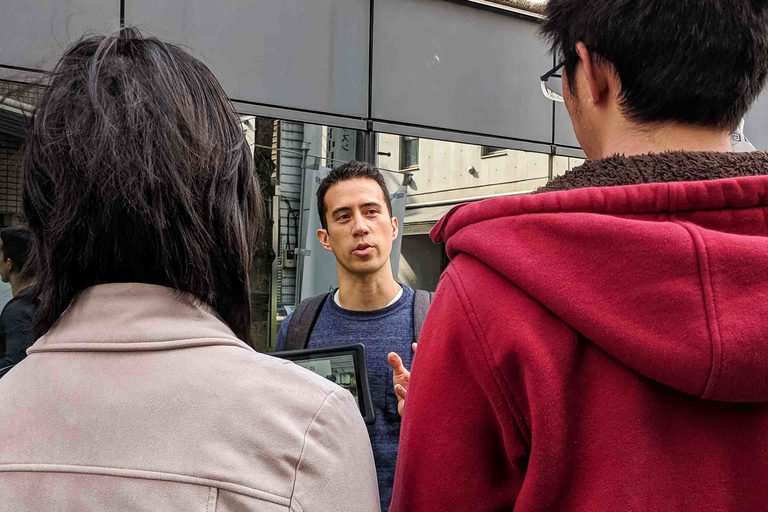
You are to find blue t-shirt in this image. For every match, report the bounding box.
[276,285,415,511]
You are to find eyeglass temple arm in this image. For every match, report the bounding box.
[540,61,565,82]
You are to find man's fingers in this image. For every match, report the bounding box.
[388,352,406,373]
[412,342,418,353]
[394,383,407,401]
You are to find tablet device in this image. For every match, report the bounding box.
[274,343,375,425]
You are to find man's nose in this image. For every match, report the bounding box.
[351,213,369,236]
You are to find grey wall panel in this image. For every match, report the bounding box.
[0,0,118,71]
[744,89,768,151]
[372,0,553,144]
[554,102,580,148]
[372,120,551,154]
[126,0,369,118]
[232,101,368,132]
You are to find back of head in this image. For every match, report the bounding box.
[0,226,32,274]
[542,0,768,131]
[21,28,262,341]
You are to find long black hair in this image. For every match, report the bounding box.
[21,28,262,342]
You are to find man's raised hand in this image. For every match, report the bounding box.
[387,343,417,416]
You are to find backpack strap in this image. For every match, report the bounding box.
[412,289,435,343]
[284,293,332,351]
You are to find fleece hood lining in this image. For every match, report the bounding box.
[536,151,768,194]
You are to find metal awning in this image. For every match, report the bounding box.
[0,98,33,140]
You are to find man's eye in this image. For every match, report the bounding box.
[337,215,350,221]
[366,210,379,215]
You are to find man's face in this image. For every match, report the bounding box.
[0,240,10,283]
[317,177,398,277]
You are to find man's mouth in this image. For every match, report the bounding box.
[352,242,374,257]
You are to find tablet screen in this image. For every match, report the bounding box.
[292,353,360,409]
[274,344,375,424]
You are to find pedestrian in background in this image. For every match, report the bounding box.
[0,226,37,376]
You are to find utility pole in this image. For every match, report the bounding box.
[250,117,277,352]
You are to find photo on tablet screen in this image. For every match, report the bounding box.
[293,354,359,407]
[273,344,375,424]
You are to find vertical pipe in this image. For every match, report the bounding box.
[294,141,311,302]
[268,185,281,350]
[363,129,377,164]
[548,150,554,182]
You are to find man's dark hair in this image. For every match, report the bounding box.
[21,28,262,342]
[541,0,768,131]
[316,161,393,230]
[0,227,31,272]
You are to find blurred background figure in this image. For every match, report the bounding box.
[0,226,36,376]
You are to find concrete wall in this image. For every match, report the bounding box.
[377,133,584,205]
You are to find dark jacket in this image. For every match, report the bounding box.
[0,285,37,375]
[392,151,768,512]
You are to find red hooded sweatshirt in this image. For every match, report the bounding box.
[390,152,768,512]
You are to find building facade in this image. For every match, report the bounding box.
[377,133,583,291]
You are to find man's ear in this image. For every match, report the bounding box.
[391,216,399,240]
[316,229,333,252]
[575,42,611,105]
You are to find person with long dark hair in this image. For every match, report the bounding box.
[0,28,379,511]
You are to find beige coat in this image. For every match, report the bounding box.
[0,283,380,511]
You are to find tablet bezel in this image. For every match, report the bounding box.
[274,343,376,425]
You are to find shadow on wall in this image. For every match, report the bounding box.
[397,235,446,292]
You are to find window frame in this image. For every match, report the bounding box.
[400,136,420,169]
[481,145,508,157]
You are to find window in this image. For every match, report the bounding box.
[401,136,419,169]
[481,146,507,156]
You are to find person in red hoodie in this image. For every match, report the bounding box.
[389,0,768,510]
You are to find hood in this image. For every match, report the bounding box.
[432,152,768,403]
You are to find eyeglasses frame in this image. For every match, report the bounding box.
[540,61,566,103]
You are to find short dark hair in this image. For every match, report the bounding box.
[316,162,392,230]
[21,28,262,342]
[541,0,768,131]
[0,226,31,272]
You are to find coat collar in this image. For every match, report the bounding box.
[28,283,249,354]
